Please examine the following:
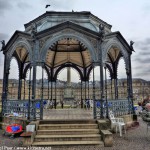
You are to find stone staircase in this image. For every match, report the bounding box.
[32,120,104,147]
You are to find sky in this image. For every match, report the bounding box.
[0,0,150,82]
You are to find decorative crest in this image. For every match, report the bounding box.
[99,24,105,40]
[31,22,37,39]
[0,40,5,51]
[130,40,135,51]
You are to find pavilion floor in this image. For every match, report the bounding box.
[43,108,93,120]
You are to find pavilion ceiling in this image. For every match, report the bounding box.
[14,46,29,63]
[106,46,122,64]
[45,38,92,68]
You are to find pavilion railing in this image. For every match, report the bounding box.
[2,99,133,120]
[2,99,41,120]
[107,99,133,117]
[95,99,133,118]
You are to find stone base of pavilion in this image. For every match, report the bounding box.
[0,109,138,147]
[121,114,139,130]
[0,109,138,131]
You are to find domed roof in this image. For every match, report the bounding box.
[24,11,112,34]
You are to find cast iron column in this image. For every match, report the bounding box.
[48,80,50,100]
[24,79,25,100]
[55,81,56,109]
[51,68,53,102]
[2,52,9,109]
[81,80,83,108]
[28,66,32,120]
[100,60,104,119]
[32,64,37,99]
[85,81,86,101]
[104,64,108,118]
[126,69,131,113]
[40,64,44,120]
[128,54,135,114]
[111,78,113,100]
[32,40,39,100]
[88,80,89,99]
[92,63,96,119]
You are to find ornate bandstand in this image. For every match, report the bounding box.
[1,11,134,120]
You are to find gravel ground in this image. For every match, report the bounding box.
[0,117,150,150]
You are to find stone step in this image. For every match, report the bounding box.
[38,124,98,130]
[39,119,97,124]
[33,119,103,147]
[32,141,104,146]
[37,129,100,135]
[34,134,101,142]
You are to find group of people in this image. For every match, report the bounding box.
[138,96,150,122]
[138,95,150,111]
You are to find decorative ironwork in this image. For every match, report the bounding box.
[107,99,132,117]
[3,99,41,120]
[104,64,109,118]
[27,66,31,120]
[92,64,96,119]
[40,64,44,120]
[1,12,134,120]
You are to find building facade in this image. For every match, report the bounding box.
[0,78,149,104]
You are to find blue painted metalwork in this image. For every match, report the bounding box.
[2,98,132,119]
[106,99,132,117]
[3,99,41,120]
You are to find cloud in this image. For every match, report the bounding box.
[133,38,150,60]
[132,66,150,81]
[139,51,150,56]
[0,0,13,14]
[133,57,150,64]
[135,38,150,48]
[0,33,9,41]
[142,2,150,14]
[16,1,32,10]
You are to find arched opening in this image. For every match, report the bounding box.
[8,58,19,100]
[117,58,127,99]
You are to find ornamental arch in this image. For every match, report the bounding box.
[1,11,134,120]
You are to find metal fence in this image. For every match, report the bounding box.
[3,99,42,120]
[2,99,133,120]
[95,99,133,118]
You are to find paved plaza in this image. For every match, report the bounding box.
[0,109,150,150]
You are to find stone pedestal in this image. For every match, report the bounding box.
[101,130,113,147]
